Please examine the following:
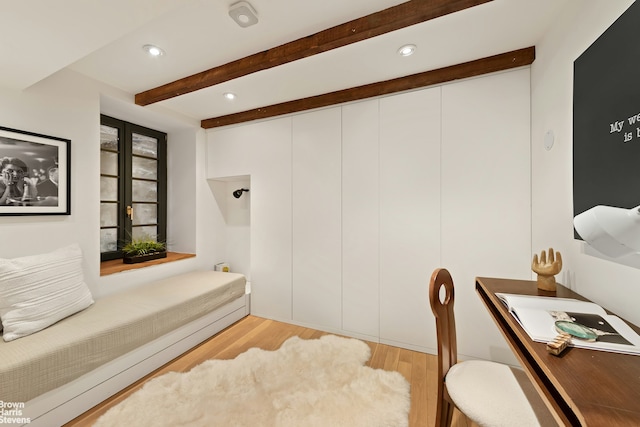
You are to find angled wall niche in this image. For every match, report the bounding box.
[208,175,250,277]
[208,175,250,226]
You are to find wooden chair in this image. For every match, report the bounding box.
[429,268,557,427]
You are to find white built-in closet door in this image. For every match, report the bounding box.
[292,107,342,328]
[248,118,294,322]
[441,68,531,362]
[342,99,379,338]
[379,87,441,350]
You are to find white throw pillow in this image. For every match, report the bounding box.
[0,244,94,342]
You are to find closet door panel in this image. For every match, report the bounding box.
[379,88,441,350]
[342,100,379,337]
[441,68,531,362]
[246,118,294,321]
[292,108,342,329]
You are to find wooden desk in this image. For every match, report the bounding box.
[476,277,640,426]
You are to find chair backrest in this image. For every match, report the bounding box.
[429,268,457,427]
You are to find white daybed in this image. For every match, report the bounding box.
[0,269,248,427]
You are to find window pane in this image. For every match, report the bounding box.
[132,203,157,226]
[100,125,118,151]
[100,115,166,262]
[132,180,157,202]
[132,133,157,158]
[100,176,118,201]
[132,156,157,180]
[100,228,118,253]
[132,225,158,241]
[100,151,118,175]
[101,203,118,227]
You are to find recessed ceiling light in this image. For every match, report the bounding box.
[397,44,416,57]
[224,92,237,100]
[142,44,165,57]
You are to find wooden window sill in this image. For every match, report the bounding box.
[100,252,196,276]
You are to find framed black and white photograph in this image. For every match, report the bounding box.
[0,126,70,215]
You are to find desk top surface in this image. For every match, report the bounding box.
[476,277,640,427]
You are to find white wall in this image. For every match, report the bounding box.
[0,68,215,298]
[531,0,640,326]
[207,117,293,320]
[0,71,101,286]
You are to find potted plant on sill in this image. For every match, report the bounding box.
[122,236,167,264]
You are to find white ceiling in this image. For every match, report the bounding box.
[1,0,569,125]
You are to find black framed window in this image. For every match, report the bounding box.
[100,115,167,261]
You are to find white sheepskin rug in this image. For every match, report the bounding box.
[94,335,411,427]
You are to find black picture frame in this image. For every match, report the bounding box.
[0,126,70,215]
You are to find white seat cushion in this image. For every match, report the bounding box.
[445,360,556,427]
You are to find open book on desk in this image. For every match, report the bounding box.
[496,293,640,355]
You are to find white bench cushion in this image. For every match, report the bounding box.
[0,270,245,403]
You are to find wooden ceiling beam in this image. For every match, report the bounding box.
[135,0,493,106]
[201,46,535,129]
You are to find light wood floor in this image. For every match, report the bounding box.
[65,315,475,427]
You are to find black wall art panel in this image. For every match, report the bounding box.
[573,1,640,235]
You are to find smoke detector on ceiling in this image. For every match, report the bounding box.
[229,1,258,28]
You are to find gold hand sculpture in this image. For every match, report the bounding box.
[532,248,562,291]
